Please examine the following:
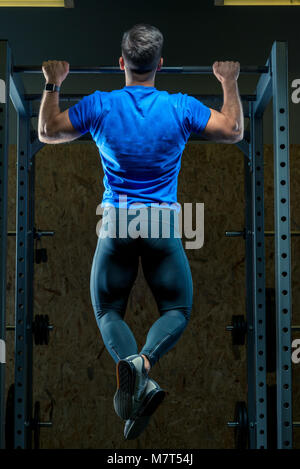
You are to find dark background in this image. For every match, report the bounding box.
[2,0,300,449]
[0,0,300,142]
[1,0,299,70]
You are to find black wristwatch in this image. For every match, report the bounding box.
[44,83,61,93]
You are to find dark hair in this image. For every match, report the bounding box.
[121,23,164,74]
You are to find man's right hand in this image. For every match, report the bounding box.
[212,61,240,83]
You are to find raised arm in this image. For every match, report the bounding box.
[202,61,244,144]
[38,60,82,144]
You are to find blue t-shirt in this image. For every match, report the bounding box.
[68,86,211,210]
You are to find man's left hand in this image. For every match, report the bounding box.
[42,60,70,86]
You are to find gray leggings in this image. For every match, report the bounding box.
[90,207,193,367]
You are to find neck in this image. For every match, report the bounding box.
[125,79,155,87]
[124,71,156,87]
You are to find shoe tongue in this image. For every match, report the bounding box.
[127,354,146,373]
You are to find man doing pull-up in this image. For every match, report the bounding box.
[38,23,243,441]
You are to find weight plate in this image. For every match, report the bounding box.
[33,315,50,346]
[234,401,249,449]
[44,315,50,345]
[232,315,247,346]
[33,401,40,449]
[33,315,41,345]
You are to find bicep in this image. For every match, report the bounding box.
[40,109,83,144]
[201,108,238,143]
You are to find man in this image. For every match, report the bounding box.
[38,23,243,441]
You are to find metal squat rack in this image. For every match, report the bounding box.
[0,40,292,448]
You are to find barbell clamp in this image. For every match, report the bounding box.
[227,422,240,428]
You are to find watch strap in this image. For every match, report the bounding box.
[44,83,61,93]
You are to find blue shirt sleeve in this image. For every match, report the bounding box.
[68,91,100,135]
[183,95,211,135]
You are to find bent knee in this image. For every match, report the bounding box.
[161,307,191,323]
[94,308,124,324]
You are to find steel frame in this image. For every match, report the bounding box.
[271,41,292,449]
[244,103,267,449]
[0,41,10,450]
[0,40,291,449]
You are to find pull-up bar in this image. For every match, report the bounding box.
[13,65,269,75]
[25,93,257,102]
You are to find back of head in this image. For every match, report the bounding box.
[121,23,164,74]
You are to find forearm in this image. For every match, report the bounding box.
[38,90,61,137]
[221,79,244,138]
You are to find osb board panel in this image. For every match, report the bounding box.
[4,142,300,449]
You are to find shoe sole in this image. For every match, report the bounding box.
[139,388,166,417]
[125,388,166,440]
[114,360,137,420]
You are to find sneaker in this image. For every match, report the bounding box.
[113,354,149,420]
[124,378,166,440]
